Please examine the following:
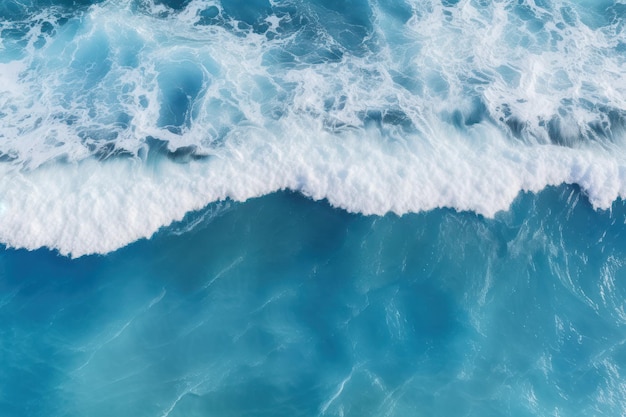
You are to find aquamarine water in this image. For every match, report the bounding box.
[1,0,626,416]
[4,188,626,416]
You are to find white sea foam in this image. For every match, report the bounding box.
[0,118,625,257]
[0,0,625,255]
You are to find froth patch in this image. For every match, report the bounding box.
[1,0,625,173]
[0,121,624,257]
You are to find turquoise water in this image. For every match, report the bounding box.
[4,187,626,416]
[1,0,626,415]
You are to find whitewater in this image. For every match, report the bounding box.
[0,0,625,256]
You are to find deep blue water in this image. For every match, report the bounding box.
[1,0,626,415]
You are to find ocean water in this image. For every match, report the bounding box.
[1,0,626,415]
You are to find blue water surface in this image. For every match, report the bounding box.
[2,186,626,416]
